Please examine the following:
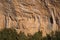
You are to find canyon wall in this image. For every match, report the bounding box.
[0,0,60,36]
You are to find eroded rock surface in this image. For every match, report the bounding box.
[0,0,60,36]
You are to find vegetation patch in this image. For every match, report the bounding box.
[0,28,60,40]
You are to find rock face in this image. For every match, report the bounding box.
[0,0,60,36]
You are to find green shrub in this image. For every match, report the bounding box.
[43,31,60,40]
[0,28,60,40]
[28,31,42,40]
[0,28,18,40]
[51,31,60,40]
[17,32,28,40]
[0,28,28,40]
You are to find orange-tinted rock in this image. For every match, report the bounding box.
[0,0,60,36]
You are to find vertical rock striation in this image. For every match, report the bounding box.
[0,0,60,36]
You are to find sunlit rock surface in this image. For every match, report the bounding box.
[0,0,60,36]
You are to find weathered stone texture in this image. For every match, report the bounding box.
[0,0,60,36]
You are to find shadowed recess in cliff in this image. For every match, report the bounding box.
[50,16,53,24]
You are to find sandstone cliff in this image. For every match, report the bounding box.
[0,0,60,36]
